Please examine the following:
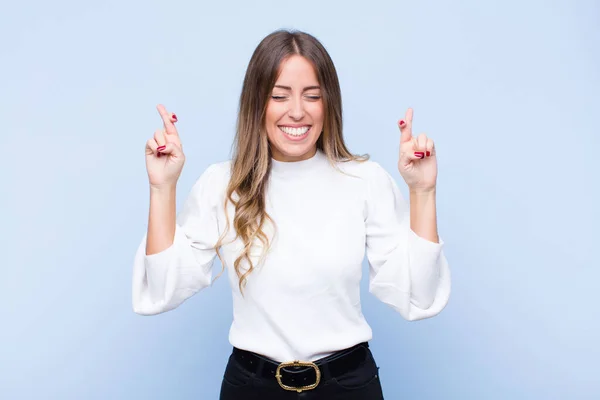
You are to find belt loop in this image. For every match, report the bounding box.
[255,357,265,377]
[319,362,332,382]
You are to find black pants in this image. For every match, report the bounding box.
[219,343,384,399]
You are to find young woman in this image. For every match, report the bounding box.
[133,30,450,399]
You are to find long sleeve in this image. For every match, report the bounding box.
[364,162,451,321]
[132,163,225,315]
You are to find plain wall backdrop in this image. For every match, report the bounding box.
[2,0,599,399]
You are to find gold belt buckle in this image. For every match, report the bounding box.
[275,360,321,393]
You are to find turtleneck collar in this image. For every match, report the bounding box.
[270,148,327,177]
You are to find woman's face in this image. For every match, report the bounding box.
[265,55,324,162]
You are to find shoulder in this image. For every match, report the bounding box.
[203,159,233,181]
[335,157,401,206]
[188,159,232,198]
[335,156,392,183]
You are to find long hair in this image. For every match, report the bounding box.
[214,29,368,294]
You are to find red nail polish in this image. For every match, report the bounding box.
[157,145,166,151]
[414,151,425,158]
[426,151,431,156]
[399,120,405,126]
[172,114,178,121]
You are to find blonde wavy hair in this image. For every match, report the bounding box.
[215,29,368,294]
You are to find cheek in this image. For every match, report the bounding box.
[265,102,277,125]
[309,102,325,127]
[265,103,282,141]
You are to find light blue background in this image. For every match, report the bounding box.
[2,0,598,399]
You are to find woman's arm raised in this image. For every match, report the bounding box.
[145,104,185,255]
[133,105,222,315]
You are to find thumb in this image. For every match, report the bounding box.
[157,142,183,158]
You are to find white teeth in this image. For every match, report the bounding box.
[279,126,310,136]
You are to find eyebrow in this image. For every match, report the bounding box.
[273,85,321,91]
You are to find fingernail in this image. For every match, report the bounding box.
[414,151,425,158]
[426,151,431,157]
[399,120,405,126]
[171,114,178,122]
[157,145,166,151]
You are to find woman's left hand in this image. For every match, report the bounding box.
[397,108,438,192]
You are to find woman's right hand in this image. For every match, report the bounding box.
[145,104,186,189]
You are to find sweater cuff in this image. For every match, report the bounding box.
[409,228,444,255]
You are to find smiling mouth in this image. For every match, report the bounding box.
[278,125,311,137]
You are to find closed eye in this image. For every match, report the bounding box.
[271,95,321,101]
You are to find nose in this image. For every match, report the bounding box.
[288,97,305,120]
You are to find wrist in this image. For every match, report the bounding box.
[410,187,436,209]
[409,186,436,196]
[150,183,177,196]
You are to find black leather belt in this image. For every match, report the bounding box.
[232,342,369,393]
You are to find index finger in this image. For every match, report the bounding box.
[156,104,179,138]
[405,107,414,131]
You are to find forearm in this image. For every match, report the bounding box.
[146,185,177,255]
[409,189,439,243]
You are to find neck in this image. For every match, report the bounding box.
[270,147,318,163]
[270,148,325,176]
